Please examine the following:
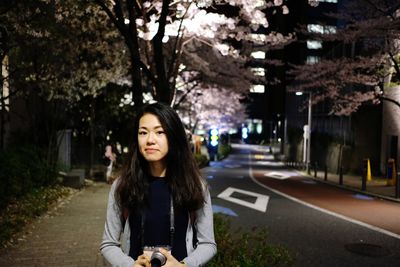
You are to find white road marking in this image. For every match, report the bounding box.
[255,161,284,166]
[217,187,269,212]
[248,153,400,240]
[224,164,241,168]
[264,171,291,180]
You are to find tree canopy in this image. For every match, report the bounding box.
[288,0,400,115]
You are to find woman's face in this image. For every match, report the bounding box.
[138,113,169,164]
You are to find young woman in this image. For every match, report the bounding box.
[100,103,217,267]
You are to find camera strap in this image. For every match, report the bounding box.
[141,195,175,248]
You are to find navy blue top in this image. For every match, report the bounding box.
[128,177,188,261]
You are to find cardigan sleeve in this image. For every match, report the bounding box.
[100,180,135,267]
[183,186,217,267]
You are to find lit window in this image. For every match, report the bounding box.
[251,51,266,59]
[318,0,338,3]
[252,68,265,76]
[324,25,337,33]
[307,40,322,49]
[306,56,320,64]
[308,24,324,34]
[308,24,336,34]
[250,84,265,93]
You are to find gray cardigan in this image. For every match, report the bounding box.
[100,180,217,267]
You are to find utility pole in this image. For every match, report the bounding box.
[306,92,312,174]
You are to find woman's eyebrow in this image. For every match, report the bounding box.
[139,125,163,130]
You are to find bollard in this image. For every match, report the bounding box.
[386,158,396,186]
[339,166,343,185]
[396,172,400,199]
[361,171,367,191]
[361,160,368,191]
[314,162,317,178]
[324,165,328,181]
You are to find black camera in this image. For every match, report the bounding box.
[143,246,170,267]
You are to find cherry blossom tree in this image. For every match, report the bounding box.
[174,69,247,133]
[288,0,400,115]
[93,0,293,107]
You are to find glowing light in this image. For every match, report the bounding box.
[210,128,219,147]
[210,128,219,136]
[256,124,263,134]
[242,127,248,139]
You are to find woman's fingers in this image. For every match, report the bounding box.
[134,254,151,267]
[159,248,173,259]
[159,248,182,266]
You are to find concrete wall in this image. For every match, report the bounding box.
[349,105,382,175]
[285,104,382,175]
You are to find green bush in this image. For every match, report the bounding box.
[0,146,57,209]
[0,185,71,247]
[218,143,232,160]
[209,214,294,267]
[194,153,209,168]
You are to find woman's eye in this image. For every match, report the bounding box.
[138,131,147,135]
[156,131,165,135]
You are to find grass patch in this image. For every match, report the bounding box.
[0,185,73,248]
[209,214,294,267]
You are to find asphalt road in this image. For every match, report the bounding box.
[204,144,400,267]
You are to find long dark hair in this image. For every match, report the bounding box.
[115,102,205,213]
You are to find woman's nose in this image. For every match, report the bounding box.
[146,132,155,144]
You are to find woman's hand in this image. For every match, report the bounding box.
[134,254,151,267]
[158,248,186,267]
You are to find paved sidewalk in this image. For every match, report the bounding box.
[0,181,111,267]
[299,168,400,202]
[260,142,399,202]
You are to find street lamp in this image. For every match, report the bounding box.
[296,91,312,174]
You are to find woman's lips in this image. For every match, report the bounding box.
[145,148,158,153]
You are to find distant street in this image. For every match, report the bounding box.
[205,144,400,267]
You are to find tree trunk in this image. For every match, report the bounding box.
[126,0,144,108]
[152,0,171,104]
